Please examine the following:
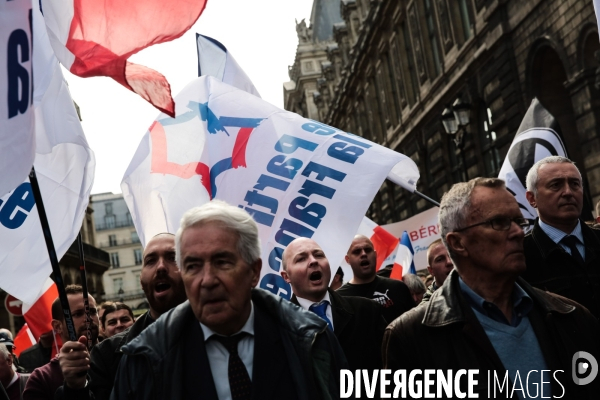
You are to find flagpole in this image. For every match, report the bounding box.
[413,190,440,207]
[77,233,93,349]
[29,166,78,342]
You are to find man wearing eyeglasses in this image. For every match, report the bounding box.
[382,177,599,398]
[23,285,100,400]
[522,156,600,319]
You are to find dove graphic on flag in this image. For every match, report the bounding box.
[41,0,207,116]
[0,4,95,304]
[390,231,416,280]
[122,76,420,300]
[0,0,35,198]
[498,98,567,223]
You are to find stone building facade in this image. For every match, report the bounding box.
[284,0,600,224]
[91,193,147,314]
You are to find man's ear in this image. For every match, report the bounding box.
[250,259,262,288]
[51,319,62,336]
[281,269,291,284]
[344,254,350,264]
[525,191,537,208]
[427,266,433,276]
[446,232,467,257]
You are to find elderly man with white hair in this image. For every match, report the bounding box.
[111,200,346,400]
[382,177,599,398]
[522,155,600,319]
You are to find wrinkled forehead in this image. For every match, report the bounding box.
[468,186,519,220]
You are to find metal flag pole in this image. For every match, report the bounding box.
[77,233,93,349]
[29,166,78,342]
[413,190,440,207]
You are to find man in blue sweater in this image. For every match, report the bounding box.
[383,177,599,399]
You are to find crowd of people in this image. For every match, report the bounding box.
[1,155,599,399]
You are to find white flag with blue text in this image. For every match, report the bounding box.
[0,4,95,304]
[0,0,35,198]
[122,76,419,300]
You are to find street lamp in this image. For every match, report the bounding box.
[442,95,472,181]
[441,96,471,146]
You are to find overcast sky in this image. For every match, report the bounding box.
[63,0,315,195]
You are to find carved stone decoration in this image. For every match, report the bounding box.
[408,4,428,83]
[296,18,310,43]
[436,0,454,52]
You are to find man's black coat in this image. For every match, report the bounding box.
[523,220,600,318]
[292,288,387,372]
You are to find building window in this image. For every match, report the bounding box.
[450,0,473,46]
[108,234,117,246]
[420,0,443,78]
[399,22,420,106]
[479,104,501,176]
[134,249,143,265]
[104,215,116,229]
[105,202,113,215]
[113,278,123,293]
[110,252,120,268]
[126,212,133,225]
[131,231,140,244]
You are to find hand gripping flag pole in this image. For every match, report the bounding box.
[29,166,78,342]
[77,233,93,349]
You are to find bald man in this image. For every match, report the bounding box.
[282,238,386,382]
[337,235,414,323]
[58,233,187,400]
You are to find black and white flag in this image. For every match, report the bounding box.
[498,98,567,221]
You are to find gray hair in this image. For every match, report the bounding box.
[402,273,426,294]
[175,200,261,268]
[0,343,10,361]
[439,177,506,257]
[526,156,581,197]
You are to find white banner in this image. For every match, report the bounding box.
[0,0,35,198]
[122,76,419,300]
[0,4,95,304]
[382,207,440,271]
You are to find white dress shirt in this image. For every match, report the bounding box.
[200,301,255,400]
[295,291,334,330]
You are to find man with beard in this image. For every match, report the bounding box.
[23,285,100,400]
[337,235,414,323]
[56,233,187,400]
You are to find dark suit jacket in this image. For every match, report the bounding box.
[182,304,298,400]
[523,219,600,318]
[292,289,386,372]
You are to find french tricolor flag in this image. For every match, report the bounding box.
[356,217,400,270]
[41,0,207,116]
[13,323,36,358]
[390,231,416,279]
